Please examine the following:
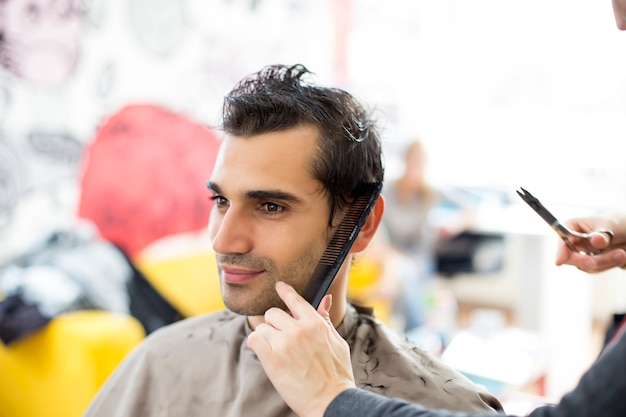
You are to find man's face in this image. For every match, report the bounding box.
[207,125,331,315]
[614,0,626,30]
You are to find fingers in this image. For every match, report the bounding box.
[584,249,626,272]
[555,241,572,266]
[555,228,619,269]
[249,281,339,356]
[274,281,317,320]
[559,249,626,273]
[246,323,273,361]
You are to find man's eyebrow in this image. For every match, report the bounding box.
[247,190,302,203]
[206,181,302,203]
[206,181,221,194]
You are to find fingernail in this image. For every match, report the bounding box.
[325,294,333,312]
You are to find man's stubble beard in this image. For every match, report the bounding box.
[219,249,322,316]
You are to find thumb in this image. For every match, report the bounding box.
[590,230,613,249]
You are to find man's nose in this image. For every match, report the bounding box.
[210,207,253,255]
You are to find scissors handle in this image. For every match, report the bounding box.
[555,225,614,255]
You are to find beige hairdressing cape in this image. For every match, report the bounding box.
[84,305,503,417]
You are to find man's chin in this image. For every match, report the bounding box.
[224,298,288,316]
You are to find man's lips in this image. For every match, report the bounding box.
[219,265,264,284]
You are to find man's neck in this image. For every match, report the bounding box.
[246,295,347,330]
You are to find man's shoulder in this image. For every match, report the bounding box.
[347,310,503,413]
[347,307,420,353]
[347,311,461,377]
[346,305,428,360]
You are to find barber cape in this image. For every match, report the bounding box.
[84,305,503,417]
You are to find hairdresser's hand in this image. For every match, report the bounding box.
[247,282,356,417]
[556,213,626,273]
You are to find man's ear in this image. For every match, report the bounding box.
[350,195,385,253]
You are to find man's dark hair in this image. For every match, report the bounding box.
[220,64,384,226]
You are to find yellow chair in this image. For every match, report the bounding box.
[134,247,225,317]
[0,237,224,417]
[348,257,394,325]
[0,310,145,417]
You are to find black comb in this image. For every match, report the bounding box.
[302,182,383,308]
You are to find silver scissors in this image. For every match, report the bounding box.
[516,187,613,255]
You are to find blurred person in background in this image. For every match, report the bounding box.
[382,139,473,336]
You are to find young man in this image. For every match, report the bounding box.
[83,64,503,416]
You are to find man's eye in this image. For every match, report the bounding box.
[263,202,284,214]
[210,195,228,207]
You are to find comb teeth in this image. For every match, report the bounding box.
[319,195,371,265]
[302,182,383,307]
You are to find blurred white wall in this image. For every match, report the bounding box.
[348,1,626,212]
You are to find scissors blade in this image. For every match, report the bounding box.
[516,187,560,228]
